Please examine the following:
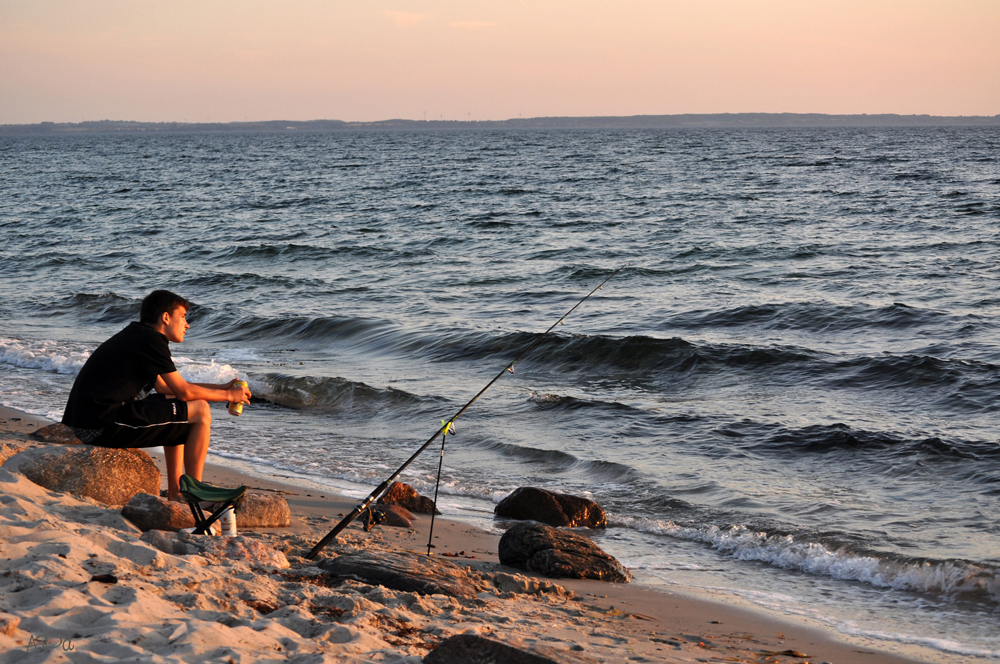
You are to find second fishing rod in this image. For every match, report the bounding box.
[305,262,629,560]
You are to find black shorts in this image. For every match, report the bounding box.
[92,395,191,449]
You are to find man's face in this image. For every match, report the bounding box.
[162,306,190,343]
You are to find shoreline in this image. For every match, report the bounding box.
[0,404,930,663]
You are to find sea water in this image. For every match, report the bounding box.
[2,127,998,661]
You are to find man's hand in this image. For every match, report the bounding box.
[227,381,252,405]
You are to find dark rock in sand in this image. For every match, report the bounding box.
[319,550,478,599]
[369,503,414,528]
[378,481,440,515]
[424,634,598,664]
[122,492,196,531]
[7,445,160,506]
[498,522,632,583]
[30,422,81,445]
[495,487,607,528]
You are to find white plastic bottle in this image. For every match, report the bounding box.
[221,507,237,536]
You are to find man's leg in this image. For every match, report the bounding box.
[165,399,211,502]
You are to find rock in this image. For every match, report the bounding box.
[7,445,160,506]
[235,491,291,527]
[30,422,81,444]
[0,442,24,467]
[492,572,570,596]
[199,491,290,528]
[378,481,440,515]
[196,535,290,570]
[0,611,19,637]
[141,529,194,556]
[495,487,607,528]
[498,522,632,583]
[319,550,478,599]
[424,634,598,664]
[122,493,196,531]
[367,504,413,529]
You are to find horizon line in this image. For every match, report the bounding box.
[4,112,1000,134]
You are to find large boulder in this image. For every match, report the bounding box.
[122,492,196,531]
[498,522,632,583]
[6,445,160,506]
[424,634,598,664]
[30,423,81,444]
[378,481,440,515]
[495,487,607,528]
[319,550,478,599]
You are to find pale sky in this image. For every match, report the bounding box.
[1,0,998,124]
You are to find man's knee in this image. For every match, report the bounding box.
[187,400,211,424]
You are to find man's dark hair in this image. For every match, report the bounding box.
[140,290,191,324]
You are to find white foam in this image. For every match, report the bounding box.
[214,348,262,362]
[0,337,90,375]
[617,515,1000,603]
[171,357,241,384]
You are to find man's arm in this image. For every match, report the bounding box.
[155,372,251,404]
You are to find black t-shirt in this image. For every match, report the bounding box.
[62,322,177,429]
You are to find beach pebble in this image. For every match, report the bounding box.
[7,444,160,506]
[378,481,440,515]
[122,492,196,532]
[494,487,608,529]
[498,522,632,583]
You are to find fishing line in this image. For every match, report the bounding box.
[305,262,629,560]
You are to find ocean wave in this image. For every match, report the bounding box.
[666,301,953,333]
[526,392,640,414]
[478,439,638,482]
[249,371,439,414]
[35,292,140,324]
[715,421,1000,462]
[179,312,1000,407]
[622,516,1000,606]
[194,311,394,345]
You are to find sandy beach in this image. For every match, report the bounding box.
[0,404,928,664]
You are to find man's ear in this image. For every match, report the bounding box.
[160,310,171,325]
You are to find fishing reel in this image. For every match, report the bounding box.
[362,506,387,532]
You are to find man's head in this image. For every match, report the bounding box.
[141,290,191,343]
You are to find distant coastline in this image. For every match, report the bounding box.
[2,113,999,135]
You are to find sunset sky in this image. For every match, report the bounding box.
[1,0,997,124]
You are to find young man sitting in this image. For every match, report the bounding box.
[62,290,252,501]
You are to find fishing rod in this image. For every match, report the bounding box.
[305,262,629,560]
